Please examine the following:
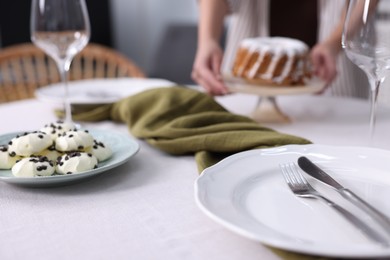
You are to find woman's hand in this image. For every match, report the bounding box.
[310,41,338,84]
[191,39,228,95]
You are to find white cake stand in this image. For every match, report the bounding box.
[224,76,325,123]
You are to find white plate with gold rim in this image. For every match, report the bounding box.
[195,144,390,258]
[0,129,139,187]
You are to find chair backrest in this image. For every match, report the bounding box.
[0,43,146,103]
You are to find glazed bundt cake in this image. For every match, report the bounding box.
[232,37,311,86]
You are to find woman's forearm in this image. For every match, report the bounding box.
[197,0,229,46]
[322,3,348,54]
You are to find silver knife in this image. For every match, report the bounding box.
[297,156,390,235]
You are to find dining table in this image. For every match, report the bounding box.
[1,81,390,260]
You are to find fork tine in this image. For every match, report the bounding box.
[279,163,292,186]
[280,162,312,193]
[284,162,301,188]
[286,163,299,185]
[289,162,308,185]
[280,163,298,192]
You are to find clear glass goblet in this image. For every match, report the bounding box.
[342,0,390,142]
[30,0,90,124]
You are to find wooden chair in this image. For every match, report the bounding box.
[0,43,146,103]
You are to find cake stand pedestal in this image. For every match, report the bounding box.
[224,76,325,124]
[251,96,291,123]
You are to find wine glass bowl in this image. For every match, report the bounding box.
[32,31,89,67]
[342,0,390,142]
[30,0,90,124]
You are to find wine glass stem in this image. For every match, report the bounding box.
[368,79,380,142]
[58,66,72,124]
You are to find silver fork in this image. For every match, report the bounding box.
[279,162,389,246]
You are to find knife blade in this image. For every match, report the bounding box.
[297,156,390,235]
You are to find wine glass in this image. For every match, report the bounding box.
[342,0,390,142]
[30,0,90,124]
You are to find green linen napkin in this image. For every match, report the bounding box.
[70,86,335,260]
[71,86,311,172]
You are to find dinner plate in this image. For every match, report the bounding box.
[224,75,325,96]
[0,129,139,187]
[35,78,175,104]
[195,144,390,258]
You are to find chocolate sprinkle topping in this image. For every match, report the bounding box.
[36,165,48,171]
[0,145,7,152]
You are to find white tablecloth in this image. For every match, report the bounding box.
[0,91,389,260]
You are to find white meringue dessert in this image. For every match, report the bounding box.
[0,145,22,169]
[40,121,77,140]
[56,151,98,174]
[34,144,63,162]
[86,140,113,162]
[55,130,94,152]
[8,131,53,157]
[12,156,55,177]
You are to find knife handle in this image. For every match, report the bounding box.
[340,188,390,235]
[326,200,389,246]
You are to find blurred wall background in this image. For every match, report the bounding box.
[110,0,198,81]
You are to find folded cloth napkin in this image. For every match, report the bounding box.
[71,86,311,172]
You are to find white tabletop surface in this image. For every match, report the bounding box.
[1,88,390,260]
